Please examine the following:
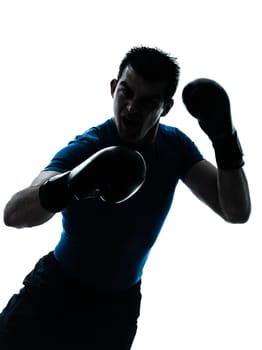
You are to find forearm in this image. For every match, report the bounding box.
[3,170,61,228]
[182,78,252,223]
[3,186,55,229]
[217,167,251,223]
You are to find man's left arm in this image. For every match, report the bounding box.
[183,159,251,223]
[181,78,251,223]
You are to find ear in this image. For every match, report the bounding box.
[161,99,174,117]
[110,79,118,97]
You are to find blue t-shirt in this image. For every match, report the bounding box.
[44,118,203,291]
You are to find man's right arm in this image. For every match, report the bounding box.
[3,171,61,229]
[3,146,147,229]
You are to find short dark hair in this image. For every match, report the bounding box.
[117,46,180,100]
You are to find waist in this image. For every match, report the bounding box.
[53,234,148,292]
[25,251,142,297]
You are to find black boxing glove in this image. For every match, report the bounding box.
[39,146,147,212]
[182,78,244,170]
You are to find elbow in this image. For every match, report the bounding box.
[3,206,19,228]
[3,195,23,228]
[3,211,14,227]
[223,207,251,224]
[238,209,251,224]
[226,216,250,224]
[3,202,26,228]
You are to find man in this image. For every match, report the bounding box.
[1,46,251,349]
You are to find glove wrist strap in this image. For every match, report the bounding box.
[39,172,71,213]
[212,131,244,170]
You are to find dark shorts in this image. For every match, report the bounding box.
[0,252,142,350]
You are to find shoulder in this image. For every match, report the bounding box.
[65,118,119,153]
[74,118,116,145]
[158,123,196,147]
[43,119,116,172]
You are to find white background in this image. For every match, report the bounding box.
[0,1,261,349]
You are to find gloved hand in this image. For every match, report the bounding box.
[182,78,244,169]
[39,146,147,212]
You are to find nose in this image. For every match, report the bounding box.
[126,99,140,114]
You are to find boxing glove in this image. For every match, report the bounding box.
[39,146,147,212]
[182,78,244,169]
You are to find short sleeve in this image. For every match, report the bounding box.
[43,128,101,172]
[175,129,204,180]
